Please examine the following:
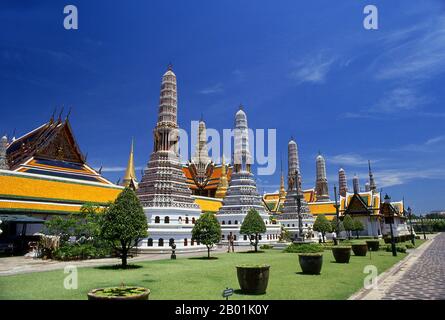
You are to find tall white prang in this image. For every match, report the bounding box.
[315,153,330,202]
[216,107,280,245]
[137,66,205,253]
[279,138,315,240]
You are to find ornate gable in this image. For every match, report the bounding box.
[36,120,84,164]
[345,193,370,215]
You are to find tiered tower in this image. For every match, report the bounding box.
[365,182,370,192]
[0,135,8,170]
[338,168,348,197]
[353,174,360,194]
[215,156,229,199]
[192,120,211,165]
[216,107,280,245]
[279,139,315,240]
[315,153,330,202]
[122,138,138,190]
[368,160,377,192]
[188,119,214,191]
[137,66,203,252]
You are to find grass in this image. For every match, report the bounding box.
[0,242,425,300]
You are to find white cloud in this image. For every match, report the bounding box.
[198,83,224,95]
[327,153,375,167]
[290,54,336,84]
[372,87,432,114]
[396,135,445,152]
[425,136,445,145]
[340,86,432,119]
[375,16,445,81]
[374,168,445,188]
[98,166,144,172]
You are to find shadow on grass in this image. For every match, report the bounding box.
[95,264,143,270]
[295,272,321,276]
[188,256,219,260]
[234,289,267,296]
[237,250,265,254]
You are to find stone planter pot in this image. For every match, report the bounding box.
[351,244,368,256]
[332,247,351,263]
[366,240,380,251]
[298,253,323,274]
[87,287,150,300]
[236,265,270,294]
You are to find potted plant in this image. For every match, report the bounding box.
[351,243,368,256]
[332,246,352,263]
[366,239,380,251]
[236,264,270,294]
[87,285,150,300]
[284,243,324,275]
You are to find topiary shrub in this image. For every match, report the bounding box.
[283,243,324,253]
[385,244,407,253]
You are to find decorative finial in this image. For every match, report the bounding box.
[65,107,72,121]
[58,106,64,122]
[167,62,173,71]
[239,104,243,110]
[50,107,57,122]
[200,113,204,122]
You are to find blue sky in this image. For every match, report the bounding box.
[1,0,445,213]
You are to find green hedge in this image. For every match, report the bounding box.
[385,244,407,253]
[53,243,113,261]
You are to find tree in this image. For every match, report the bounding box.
[192,212,221,259]
[100,188,148,268]
[343,215,354,240]
[313,214,332,243]
[240,209,266,252]
[352,219,365,239]
[43,215,76,245]
[74,203,105,241]
[331,217,344,234]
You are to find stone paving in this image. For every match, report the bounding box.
[382,232,445,300]
[350,233,445,300]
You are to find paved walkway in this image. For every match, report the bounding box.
[0,245,250,276]
[350,233,445,300]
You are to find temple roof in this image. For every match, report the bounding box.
[7,118,85,169]
[5,117,114,186]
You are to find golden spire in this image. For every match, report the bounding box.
[279,171,286,199]
[123,138,138,189]
[215,155,229,198]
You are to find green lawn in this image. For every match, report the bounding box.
[0,243,424,300]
